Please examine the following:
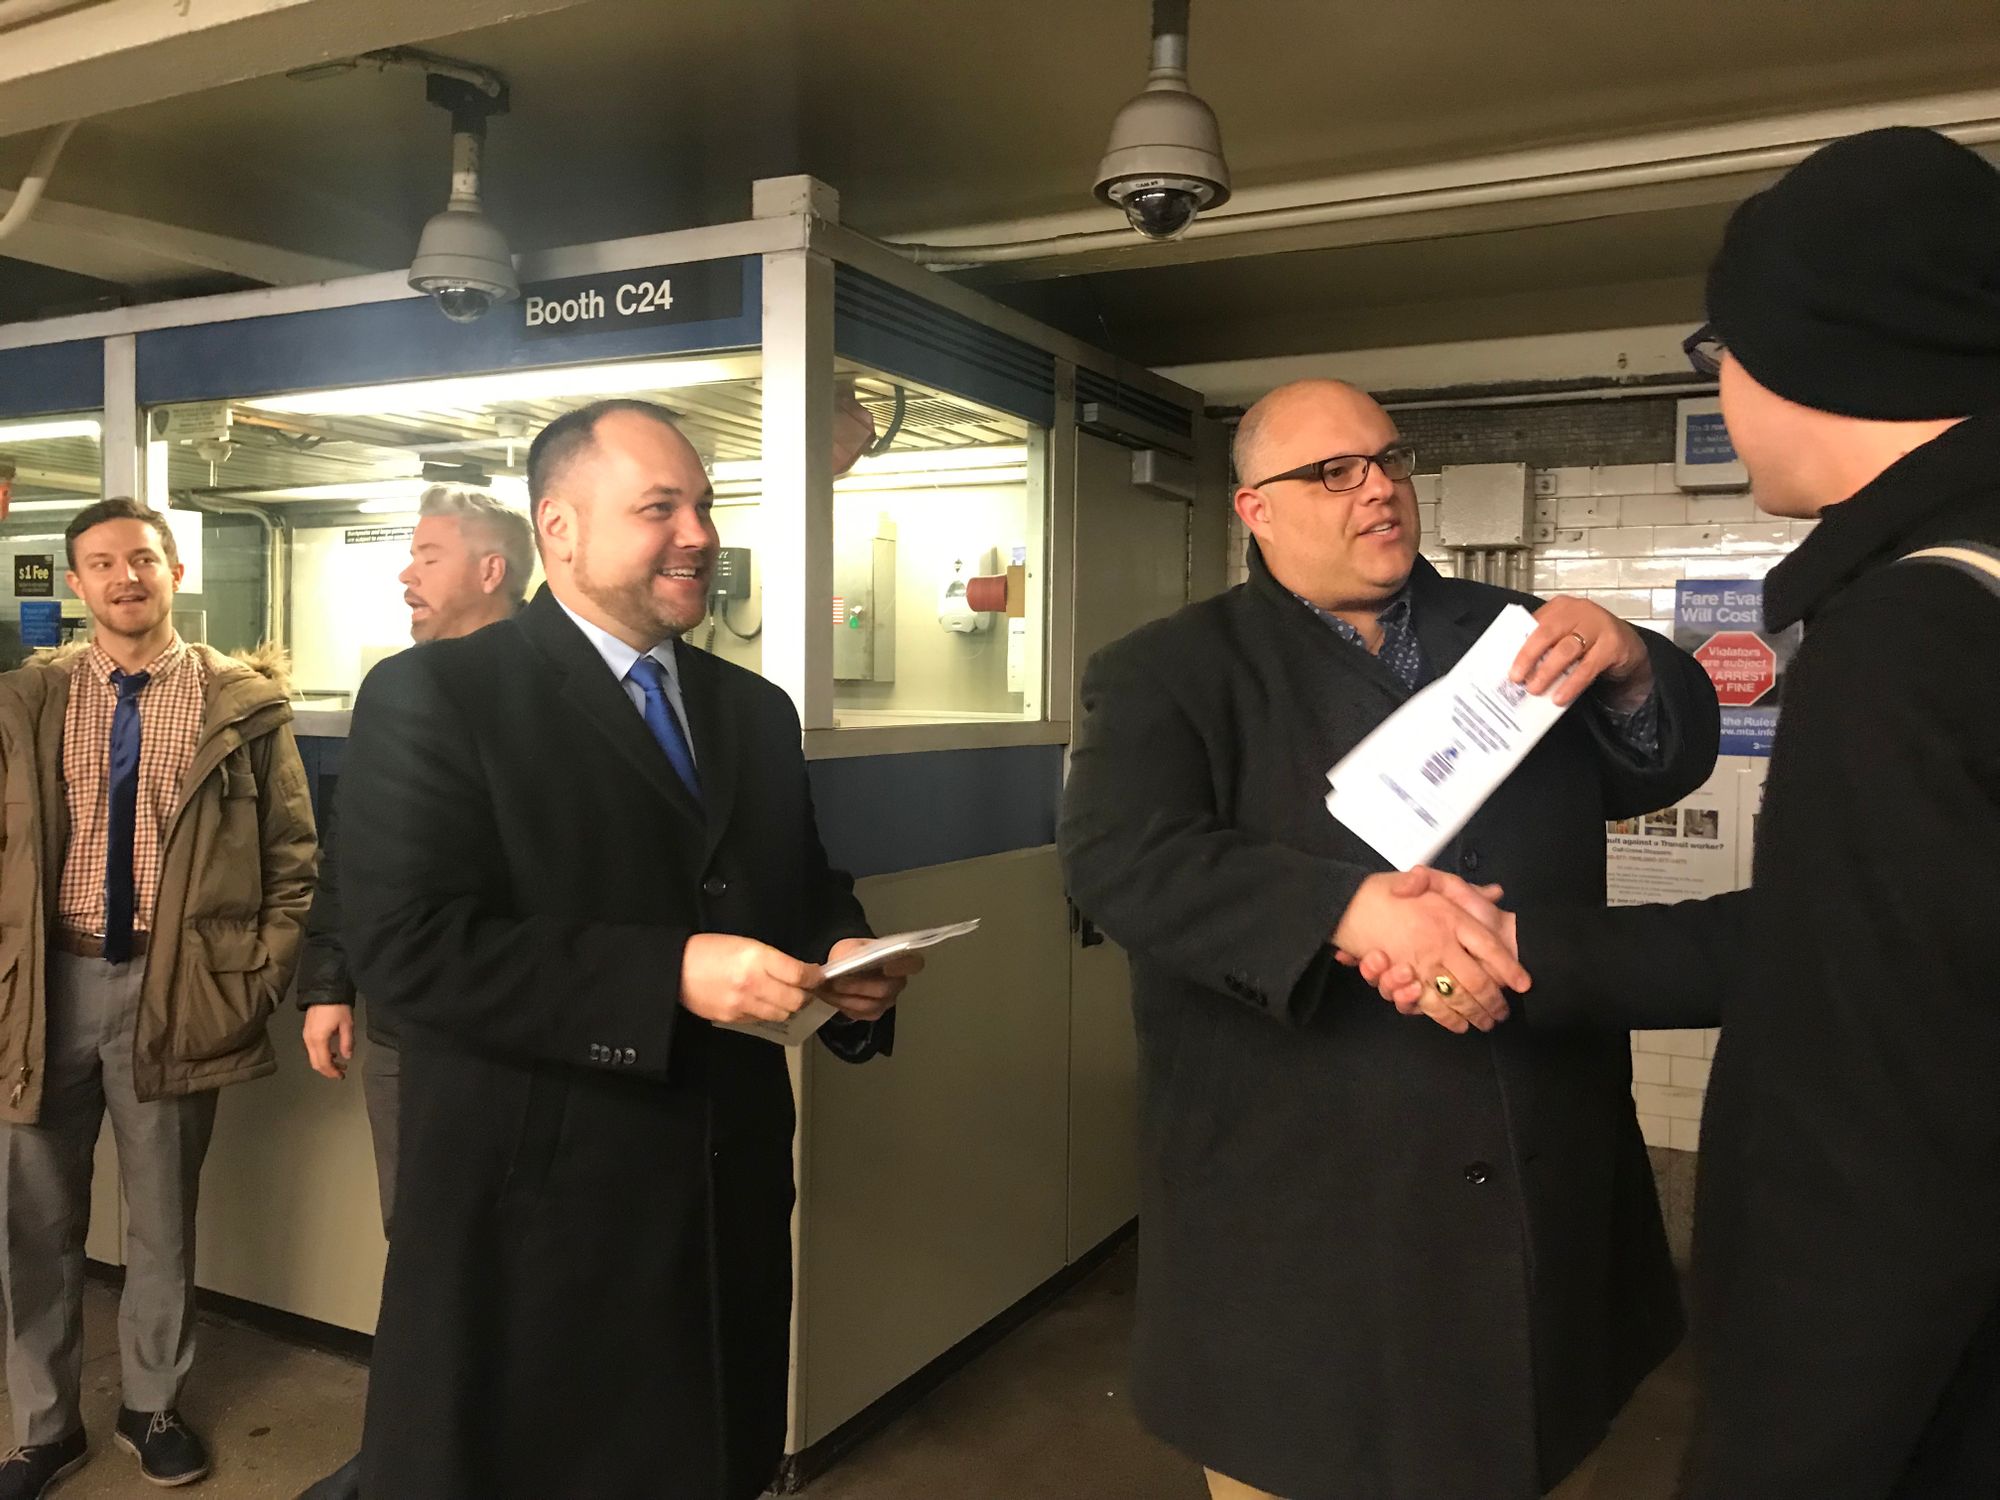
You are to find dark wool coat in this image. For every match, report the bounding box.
[340,588,881,1500]
[1525,417,2000,1500]
[1060,549,1719,1500]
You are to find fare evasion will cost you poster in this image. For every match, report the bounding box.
[1604,580,1799,907]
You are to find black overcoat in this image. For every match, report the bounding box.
[1525,417,2000,1500]
[339,588,878,1500]
[1058,549,1719,1500]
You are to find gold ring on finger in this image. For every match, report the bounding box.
[1570,630,1591,652]
[1433,973,1457,998]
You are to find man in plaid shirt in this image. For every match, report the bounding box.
[0,498,316,1499]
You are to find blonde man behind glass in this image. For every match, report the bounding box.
[292,485,532,1500]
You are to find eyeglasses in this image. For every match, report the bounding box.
[1254,443,1417,493]
[1683,322,1726,378]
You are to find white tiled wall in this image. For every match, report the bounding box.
[1414,464,1816,642]
[1225,460,1814,638]
[1631,1029,1721,1152]
[1224,460,1808,1153]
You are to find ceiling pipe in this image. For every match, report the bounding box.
[0,117,79,246]
[176,492,287,645]
[891,116,2000,270]
[1379,378,1717,413]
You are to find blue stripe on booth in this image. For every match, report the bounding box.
[0,340,104,418]
[809,744,1064,879]
[135,259,760,405]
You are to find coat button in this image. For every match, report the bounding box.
[621,1047,637,1066]
[1464,1161,1491,1185]
[702,875,728,898]
[1461,849,1482,874]
[588,1044,603,1062]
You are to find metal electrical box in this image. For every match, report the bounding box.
[1438,463,1533,548]
[833,522,896,683]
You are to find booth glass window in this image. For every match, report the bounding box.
[813,368,1047,726]
[1,413,105,665]
[146,353,763,705]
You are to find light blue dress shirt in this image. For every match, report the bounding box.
[555,598,697,767]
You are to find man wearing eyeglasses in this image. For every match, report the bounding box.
[1059,377,1719,1500]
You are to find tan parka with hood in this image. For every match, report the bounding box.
[0,641,317,1122]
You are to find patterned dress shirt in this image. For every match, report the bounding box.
[59,636,206,936]
[1298,584,1661,751]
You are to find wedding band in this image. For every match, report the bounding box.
[1433,973,1457,999]
[1569,630,1591,652]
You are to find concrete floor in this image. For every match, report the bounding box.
[1,1245,1695,1498]
[0,1284,365,1498]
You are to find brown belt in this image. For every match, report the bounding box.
[51,930,149,960]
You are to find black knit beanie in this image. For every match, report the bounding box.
[1706,126,2000,419]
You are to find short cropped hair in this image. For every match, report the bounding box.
[64,497,179,573]
[525,398,687,545]
[418,484,535,605]
[1232,399,1281,488]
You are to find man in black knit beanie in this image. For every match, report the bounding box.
[1357,126,2000,1499]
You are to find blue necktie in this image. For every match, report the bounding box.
[626,654,701,801]
[104,667,150,963]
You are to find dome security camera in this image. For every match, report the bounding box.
[1093,1,1230,242]
[408,70,517,323]
[409,202,518,323]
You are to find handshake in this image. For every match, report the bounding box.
[1331,869,1528,1033]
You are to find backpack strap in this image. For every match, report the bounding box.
[1901,542,2000,596]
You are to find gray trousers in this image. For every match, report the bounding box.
[0,951,217,1444]
[359,1036,400,1237]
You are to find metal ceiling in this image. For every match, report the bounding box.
[8,0,2000,358]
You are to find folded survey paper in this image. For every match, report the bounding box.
[819,920,982,980]
[1325,605,1571,870]
[719,920,980,1047]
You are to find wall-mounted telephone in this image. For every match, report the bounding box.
[705,546,759,645]
[709,546,751,605]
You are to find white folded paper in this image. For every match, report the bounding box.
[718,920,980,1047]
[720,998,843,1049]
[1325,605,1571,870]
[819,919,981,980]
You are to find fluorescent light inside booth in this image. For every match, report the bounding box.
[0,418,102,444]
[710,445,1029,485]
[836,466,1028,492]
[242,357,758,418]
[847,444,1027,476]
[232,480,426,505]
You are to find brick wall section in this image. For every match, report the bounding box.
[1221,402,1806,1155]
[1391,396,1678,470]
